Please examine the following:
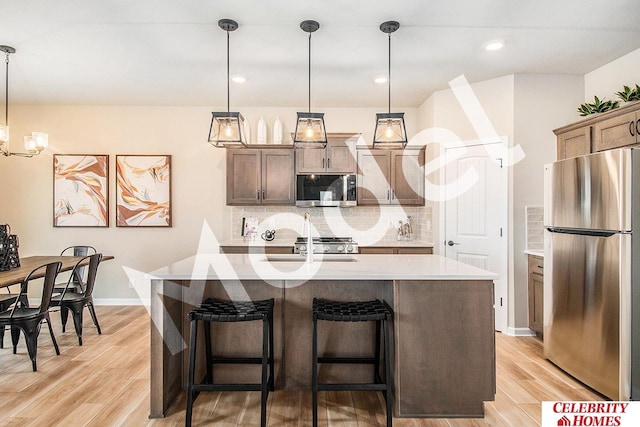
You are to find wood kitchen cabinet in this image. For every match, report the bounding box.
[295,133,357,174]
[527,254,544,336]
[226,149,294,205]
[357,148,425,206]
[554,102,640,160]
[593,109,640,152]
[359,246,433,254]
[556,125,591,160]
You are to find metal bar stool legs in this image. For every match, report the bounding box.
[185,298,275,427]
[312,298,393,427]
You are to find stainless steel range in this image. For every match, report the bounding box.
[294,237,358,255]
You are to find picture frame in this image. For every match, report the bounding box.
[116,155,172,227]
[53,154,109,227]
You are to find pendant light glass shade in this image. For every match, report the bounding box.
[294,112,327,145]
[208,19,247,148]
[0,45,48,157]
[208,111,246,146]
[373,21,407,148]
[373,112,407,146]
[294,20,327,148]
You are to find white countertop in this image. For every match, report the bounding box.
[219,239,296,247]
[524,249,544,257]
[149,253,497,281]
[218,238,433,248]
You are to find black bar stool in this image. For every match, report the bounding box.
[186,298,274,427]
[312,298,393,427]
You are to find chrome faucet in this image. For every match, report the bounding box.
[304,212,314,263]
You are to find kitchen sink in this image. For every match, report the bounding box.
[263,254,358,262]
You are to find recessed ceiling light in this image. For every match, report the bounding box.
[231,75,246,83]
[484,40,505,51]
[374,76,387,84]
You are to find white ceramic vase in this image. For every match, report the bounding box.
[243,119,251,145]
[257,116,267,144]
[273,116,283,144]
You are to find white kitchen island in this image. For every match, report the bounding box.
[148,253,497,419]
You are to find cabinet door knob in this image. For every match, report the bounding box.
[327,158,330,169]
[322,158,325,168]
[636,119,640,136]
[630,121,636,137]
[262,189,265,199]
[257,190,261,199]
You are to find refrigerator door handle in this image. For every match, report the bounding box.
[545,227,616,238]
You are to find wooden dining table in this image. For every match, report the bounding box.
[0,255,114,289]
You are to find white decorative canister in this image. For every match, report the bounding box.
[273,116,283,144]
[257,116,267,144]
[243,119,251,144]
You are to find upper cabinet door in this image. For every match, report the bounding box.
[593,111,638,152]
[325,139,356,174]
[556,126,591,160]
[295,147,326,174]
[357,151,391,205]
[227,149,261,205]
[295,134,357,174]
[391,149,425,206]
[262,150,295,205]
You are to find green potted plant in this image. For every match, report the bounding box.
[616,84,640,102]
[577,96,619,116]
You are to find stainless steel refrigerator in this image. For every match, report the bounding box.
[543,147,640,400]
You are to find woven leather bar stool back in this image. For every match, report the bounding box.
[186,298,275,427]
[312,298,393,427]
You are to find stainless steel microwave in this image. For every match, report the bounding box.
[295,174,357,207]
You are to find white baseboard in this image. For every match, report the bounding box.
[28,298,148,307]
[93,298,148,306]
[505,327,537,337]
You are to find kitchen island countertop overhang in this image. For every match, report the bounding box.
[148,253,498,281]
[148,253,498,419]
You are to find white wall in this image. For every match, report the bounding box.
[512,74,584,328]
[417,73,584,332]
[0,105,417,302]
[585,48,640,103]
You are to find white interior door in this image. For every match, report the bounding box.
[444,143,508,332]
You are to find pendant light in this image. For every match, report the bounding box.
[293,20,327,148]
[208,19,247,147]
[0,45,48,157]
[373,21,407,148]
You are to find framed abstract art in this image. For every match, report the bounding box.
[53,154,109,227]
[115,155,172,227]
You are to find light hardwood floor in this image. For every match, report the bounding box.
[0,306,603,426]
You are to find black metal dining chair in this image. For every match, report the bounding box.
[0,288,28,348]
[54,245,97,294]
[0,261,62,371]
[50,253,103,345]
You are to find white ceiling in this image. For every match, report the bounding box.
[1,0,640,108]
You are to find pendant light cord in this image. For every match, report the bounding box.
[387,33,391,114]
[308,32,312,113]
[226,29,230,114]
[4,51,8,126]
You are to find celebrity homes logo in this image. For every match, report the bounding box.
[542,402,640,427]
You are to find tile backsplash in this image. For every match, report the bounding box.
[231,205,433,245]
[526,205,543,251]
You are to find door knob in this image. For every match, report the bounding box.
[447,240,460,246]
